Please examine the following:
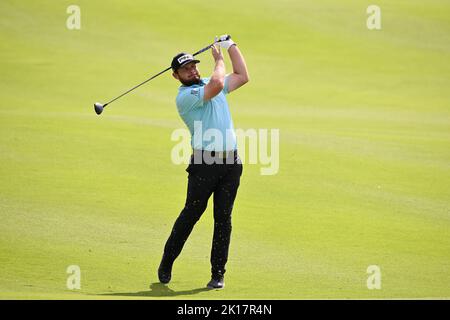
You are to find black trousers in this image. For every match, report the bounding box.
[161,152,243,278]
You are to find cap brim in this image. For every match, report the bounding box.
[178,59,200,69]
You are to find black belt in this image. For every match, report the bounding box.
[193,149,237,159]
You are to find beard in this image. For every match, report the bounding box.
[179,75,201,86]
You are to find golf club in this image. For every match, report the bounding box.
[94,36,231,115]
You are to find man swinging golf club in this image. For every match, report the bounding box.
[158,35,249,289]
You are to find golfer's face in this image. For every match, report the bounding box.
[177,62,200,84]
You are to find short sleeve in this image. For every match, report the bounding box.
[223,75,230,95]
[176,86,205,114]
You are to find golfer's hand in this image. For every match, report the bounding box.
[216,34,235,50]
[211,44,223,62]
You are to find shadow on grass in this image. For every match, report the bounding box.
[98,282,213,298]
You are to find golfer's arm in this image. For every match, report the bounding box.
[204,58,225,101]
[226,45,249,93]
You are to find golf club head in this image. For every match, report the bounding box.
[94,102,104,115]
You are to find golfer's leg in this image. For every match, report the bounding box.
[211,162,243,277]
[162,169,216,264]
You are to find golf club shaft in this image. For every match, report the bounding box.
[104,66,172,106]
[104,40,224,107]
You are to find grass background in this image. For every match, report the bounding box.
[0,0,449,299]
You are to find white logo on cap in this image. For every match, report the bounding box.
[177,54,193,64]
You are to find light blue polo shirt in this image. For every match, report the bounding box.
[175,76,237,151]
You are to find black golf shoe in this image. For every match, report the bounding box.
[207,276,225,289]
[158,260,173,284]
[158,268,171,284]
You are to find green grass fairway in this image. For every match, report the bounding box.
[1,0,449,299]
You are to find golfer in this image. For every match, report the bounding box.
[158,35,249,289]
